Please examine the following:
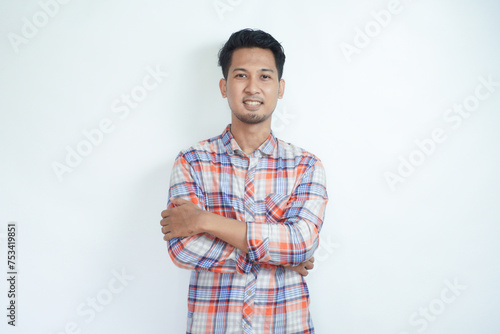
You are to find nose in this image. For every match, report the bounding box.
[244,76,260,95]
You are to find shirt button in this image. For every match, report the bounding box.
[247,290,252,295]
[245,324,249,329]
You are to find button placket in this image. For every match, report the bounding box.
[244,157,258,221]
[242,156,259,333]
[242,269,257,334]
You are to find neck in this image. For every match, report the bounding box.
[230,119,271,155]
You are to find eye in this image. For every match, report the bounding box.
[235,73,246,78]
[261,74,271,80]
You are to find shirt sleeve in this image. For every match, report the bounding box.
[245,158,328,267]
[166,153,239,273]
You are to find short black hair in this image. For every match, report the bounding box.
[218,28,286,80]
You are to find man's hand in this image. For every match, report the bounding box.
[161,198,249,253]
[285,257,315,277]
[160,198,206,241]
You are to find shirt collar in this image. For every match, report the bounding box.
[221,124,277,157]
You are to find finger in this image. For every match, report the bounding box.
[160,218,169,226]
[309,257,315,263]
[291,265,308,276]
[161,210,170,218]
[284,265,309,276]
[163,228,176,240]
[304,262,314,270]
[170,197,190,206]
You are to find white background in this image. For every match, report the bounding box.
[1,0,500,333]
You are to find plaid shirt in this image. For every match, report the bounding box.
[167,125,328,334]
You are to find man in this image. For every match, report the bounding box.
[160,28,328,333]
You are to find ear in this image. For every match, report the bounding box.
[278,79,285,99]
[219,78,227,98]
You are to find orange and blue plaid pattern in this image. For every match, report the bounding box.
[167,125,328,334]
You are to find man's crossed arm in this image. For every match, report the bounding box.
[160,198,315,276]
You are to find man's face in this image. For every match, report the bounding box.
[219,47,285,125]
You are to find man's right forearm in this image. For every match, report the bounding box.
[199,210,249,254]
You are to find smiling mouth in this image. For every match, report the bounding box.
[243,97,264,105]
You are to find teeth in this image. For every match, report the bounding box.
[244,101,261,105]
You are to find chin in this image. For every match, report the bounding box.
[234,112,269,125]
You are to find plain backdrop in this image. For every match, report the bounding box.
[1,0,500,333]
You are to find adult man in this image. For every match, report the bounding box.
[160,29,328,333]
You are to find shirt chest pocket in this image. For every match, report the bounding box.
[265,193,290,224]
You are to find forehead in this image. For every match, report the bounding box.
[230,47,277,71]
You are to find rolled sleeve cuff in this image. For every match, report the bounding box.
[233,221,271,274]
[235,250,253,274]
[246,221,272,262]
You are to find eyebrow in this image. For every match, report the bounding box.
[232,68,275,73]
